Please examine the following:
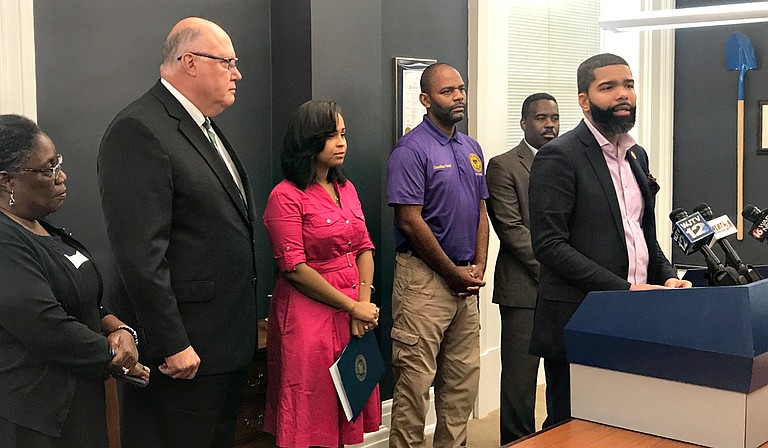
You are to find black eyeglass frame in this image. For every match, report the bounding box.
[18,153,63,179]
[177,52,238,71]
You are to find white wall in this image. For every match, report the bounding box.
[0,0,37,117]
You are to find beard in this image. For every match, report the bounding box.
[431,103,465,126]
[590,102,636,135]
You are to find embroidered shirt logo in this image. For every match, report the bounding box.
[469,153,482,173]
[433,164,452,170]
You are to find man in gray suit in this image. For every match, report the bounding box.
[486,93,559,444]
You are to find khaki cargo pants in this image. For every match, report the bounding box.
[389,252,480,448]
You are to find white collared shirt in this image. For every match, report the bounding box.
[523,139,539,157]
[160,78,246,204]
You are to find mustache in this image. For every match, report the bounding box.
[610,102,633,112]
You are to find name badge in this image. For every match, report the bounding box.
[65,250,89,269]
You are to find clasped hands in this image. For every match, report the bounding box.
[350,300,379,338]
[448,263,486,297]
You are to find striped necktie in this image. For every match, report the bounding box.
[202,117,247,207]
[203,117,219,148]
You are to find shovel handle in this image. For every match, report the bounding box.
[738,99,744,240]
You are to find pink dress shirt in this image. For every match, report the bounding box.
[584,119,649,284]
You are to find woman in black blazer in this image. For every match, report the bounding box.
[0,114,149,447]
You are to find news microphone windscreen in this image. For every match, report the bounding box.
[669,208,688,222]
[742,204,762,223]
[671,211,715,255]
[743,204,768,242]
[692,203,713,220]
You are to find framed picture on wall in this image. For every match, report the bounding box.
[394,57,437,140]
[759,100,768,154]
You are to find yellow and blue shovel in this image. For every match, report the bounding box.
[726,31,758,240]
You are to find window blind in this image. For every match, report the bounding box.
[506,0,601,148]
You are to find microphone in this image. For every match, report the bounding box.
[670,208,744,286]
[742,204,768,242]
[669,208,715,256]
[693,203,761,283]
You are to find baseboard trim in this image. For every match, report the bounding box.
[346,390,437,447]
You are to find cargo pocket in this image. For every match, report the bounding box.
[391,326,422,372]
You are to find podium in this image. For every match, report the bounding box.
[564,279,768,448]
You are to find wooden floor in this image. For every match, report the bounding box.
[509,419,707,447]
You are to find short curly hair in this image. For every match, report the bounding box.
[0,114,43,174]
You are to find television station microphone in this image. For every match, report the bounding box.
[669,208,745,286]
[692,203,761,283]
[742,204,768,243]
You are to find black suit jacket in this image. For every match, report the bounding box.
[98,80,258,375]
[528,120,676,360]
[486,140,539,308]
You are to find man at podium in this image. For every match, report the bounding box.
[527,53,692,429]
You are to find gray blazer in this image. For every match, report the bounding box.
[486,140,539,308]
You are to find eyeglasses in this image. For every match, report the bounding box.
[177,52,238,71]
[19,153,63,179]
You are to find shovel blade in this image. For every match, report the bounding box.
[726,32,758,71]
[726,32,758,100]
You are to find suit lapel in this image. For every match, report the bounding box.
[210,119,255,222]
[579,122,625,240]
[626,147,652,201]
[151,82,250,224]
[626,146,655,235]
[517,141,534,173]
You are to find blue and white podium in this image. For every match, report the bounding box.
[564,279,768,448]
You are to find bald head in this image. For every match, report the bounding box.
[160,17,227,72]
[160,17,242,117]
[420,63,458,93]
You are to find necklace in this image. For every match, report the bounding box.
[318,179,340,206]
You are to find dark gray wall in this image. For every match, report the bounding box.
[266,0,469,398]
[271,0,312,182]
[34,0,468,400]
[34,0,274,315]
[379,0,470,397]
[673,0,768,266]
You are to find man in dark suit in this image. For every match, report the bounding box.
[487,92,559,444]
[98,17,257,447]
[528,53,691,428]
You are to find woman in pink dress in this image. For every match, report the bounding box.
[263,100,382,447]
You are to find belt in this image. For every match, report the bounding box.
[399,251,471,267]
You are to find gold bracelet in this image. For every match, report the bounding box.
[359,281,376,294]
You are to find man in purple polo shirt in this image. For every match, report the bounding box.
[387,62,489,448]
[528,53,691,428]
